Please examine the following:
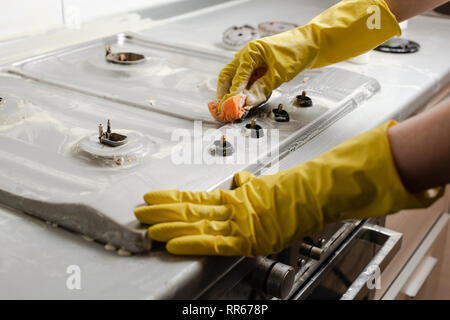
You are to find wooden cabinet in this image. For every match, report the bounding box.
[375,186,450,299]
[396,213,449,300]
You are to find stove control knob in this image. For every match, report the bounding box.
[299,243,323,260]
[250,257,295,299]
[267,261,295,299]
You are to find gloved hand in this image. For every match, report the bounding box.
[134,121,437,256]
[213,0,401,120]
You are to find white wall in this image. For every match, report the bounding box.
[62,0,170,23]
[0,0,175,41]
[0,0,63,41]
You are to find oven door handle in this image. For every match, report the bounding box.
[340,223,402,300]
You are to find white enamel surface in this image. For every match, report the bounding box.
[11,34,228,123]
[137,0,338,54]
[0,62,379,254]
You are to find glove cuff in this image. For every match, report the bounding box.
[305,0,401,69]
[299,121,439,225]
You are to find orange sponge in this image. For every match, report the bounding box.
[208,95,247,123]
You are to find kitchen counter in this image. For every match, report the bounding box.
[0,0,449,299]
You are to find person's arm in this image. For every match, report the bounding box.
[134,109,446,256]
[212,0,449,122]
[388,98,450,193]
[385,0,448,22]
[133,0,450,256]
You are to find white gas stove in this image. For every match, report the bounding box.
[0,0,448,300]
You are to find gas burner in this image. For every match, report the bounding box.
[222,25,259,51]
[212,135,234,157]
[258,21,299,37]
[75,128,154,167]
[243,118,264,138]
[105,44,146,65]
[374,38,420,54]
[271,104,290,122]
[296,91,313,107]
[98,120,128,147]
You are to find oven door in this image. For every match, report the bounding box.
[292,223,402,300]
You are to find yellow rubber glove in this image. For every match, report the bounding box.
[134,121,438,256]
[216,0,401,113]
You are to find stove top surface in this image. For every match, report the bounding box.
[1,32,380,252]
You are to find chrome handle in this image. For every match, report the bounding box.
[340,224,403,300]
[403,256,438,298]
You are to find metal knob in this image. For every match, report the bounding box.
[250,257,295,299]
[297,258,306,268]
[299,243,323,260]
[318,238,327,248]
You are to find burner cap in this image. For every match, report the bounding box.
[244,120,264,139]
[296,91,313,107]
[212,136,234,157]
[258,21,299,37]
[98,120,128,147]
[272,105,290,122]
[222,25,259,50]
[375,38,420,54]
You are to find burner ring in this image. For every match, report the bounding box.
[243,123,264,139]
[75,131,155,167]
[213,139,234,157]
[296,91,313,107]
[375,38,420,54]
[222,25,259,51]
[258,21,299,37]
[106,52,146,65]
[272,109,290,122]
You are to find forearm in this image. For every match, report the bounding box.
[388,99,450,193]
[384,0,448,22]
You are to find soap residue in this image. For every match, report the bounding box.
[0,93,38,128]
